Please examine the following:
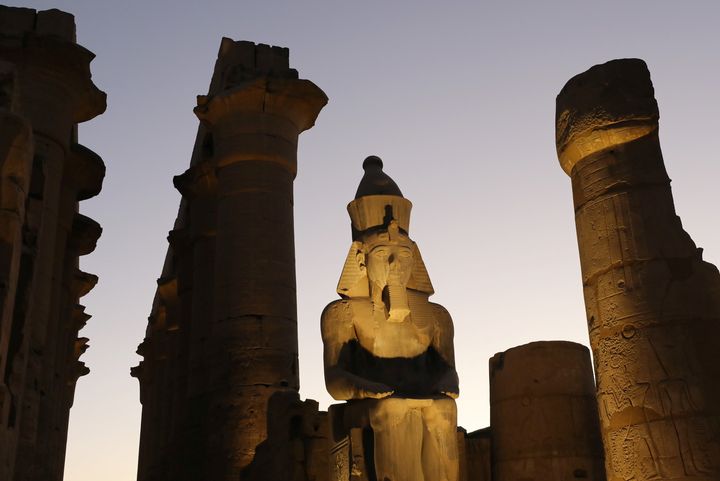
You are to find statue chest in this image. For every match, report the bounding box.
[351,302,435,359]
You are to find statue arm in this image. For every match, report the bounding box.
[321,300,394,400]
[431,303,460,399]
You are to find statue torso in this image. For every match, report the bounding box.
[350,294,436,359]
[329,293,451,398]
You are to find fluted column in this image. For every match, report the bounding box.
[489,341,605,481]
[555,59,720,481]
[192,39,327,478]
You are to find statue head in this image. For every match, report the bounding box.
[337,157,433,321]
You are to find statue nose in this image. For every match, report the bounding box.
[388,254,395,264]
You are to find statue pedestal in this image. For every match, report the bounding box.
[328,402,373,481]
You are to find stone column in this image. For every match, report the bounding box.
[30,142,103,479]
[490,341,605,481]
[133,217,191,481]
[0,7,105,481]
[174,161,217,481]
[555,59,720,481]
[192,39,327,478]
[0,60,33,481]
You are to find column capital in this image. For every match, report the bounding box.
[68,213,102,256]
[70,305,91,331]
[67,143,105,200]
[555,58,658,176]
[167,228,191,251]
[71,269,98,298]
[194,78,326,174]
[195,77,327,134]
[0,6,106,145]
[173,160,217,198]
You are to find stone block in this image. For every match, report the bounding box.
[36,9,76,42]
[0,6,35,37]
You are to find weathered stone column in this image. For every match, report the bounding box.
[0,7,105,481]
[173,161,217,481]
[489,341,605,481]
[556,59,720,481]
[192,39,327,478]
[0,60,33,481]
[30,142,103,479]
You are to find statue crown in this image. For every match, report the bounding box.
[347,156,412,238]
[338,156,433,297]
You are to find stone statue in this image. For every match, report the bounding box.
[322,156,460,481]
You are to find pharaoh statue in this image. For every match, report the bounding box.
[322,156,460,481]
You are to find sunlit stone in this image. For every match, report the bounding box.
[323,156,460,481]
[556,58,720,481]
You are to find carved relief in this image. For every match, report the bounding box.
[556,59,720,481]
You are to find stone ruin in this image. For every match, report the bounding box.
[1,5,719,481]
[131,37,328,481]
[556,58,720,480]
[0,6,105,481]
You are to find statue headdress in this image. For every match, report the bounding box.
[337,156,434,297]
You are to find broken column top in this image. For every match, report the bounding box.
[208,38,300,94]
[195,37,328,150]
[0,6,106,124]
[489,340,595,394]
[555,58,659,175]
[0,6,77,42]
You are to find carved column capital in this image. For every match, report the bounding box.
[0,7,106,147]
[555,58,658,176]
[67,143,105,201]
[194,78,327,175]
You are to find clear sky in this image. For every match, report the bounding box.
[11,1,720,479]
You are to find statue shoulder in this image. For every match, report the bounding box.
[321,299,354,333]
[322,299,350,320]
[429,302,454,330]
[429,302,451,318]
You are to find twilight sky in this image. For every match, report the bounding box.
[13,1,720,479]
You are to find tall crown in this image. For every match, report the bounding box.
[347,156,412,239]
[339,156,433,297]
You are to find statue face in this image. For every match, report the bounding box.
[364,234,414,289]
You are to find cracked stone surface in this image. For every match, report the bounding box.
[556,58,720,481]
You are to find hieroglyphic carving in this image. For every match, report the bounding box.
[330,436,350,481]
[556,59,720,481]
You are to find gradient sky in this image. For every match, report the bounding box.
[12,1,720,479]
